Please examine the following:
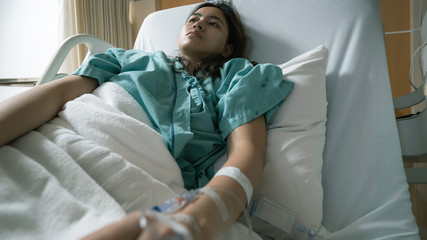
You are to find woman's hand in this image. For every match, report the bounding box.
[81,212,143,240]
[81,211,197,240]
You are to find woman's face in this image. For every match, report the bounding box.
[178,7,233,63]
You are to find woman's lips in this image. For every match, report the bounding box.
[187,30,201,38]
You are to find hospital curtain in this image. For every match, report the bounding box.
[58,0,132,74]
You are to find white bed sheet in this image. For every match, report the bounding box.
[135,0,419,238]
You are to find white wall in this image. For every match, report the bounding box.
[0,0,58,79]
[130,0,157,45]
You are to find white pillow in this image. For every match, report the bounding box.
[254,45,328,238]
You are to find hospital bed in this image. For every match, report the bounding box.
[0,0,421,239]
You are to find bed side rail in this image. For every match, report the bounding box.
[37,34,115,86]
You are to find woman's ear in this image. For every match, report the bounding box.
[222,44,234,58]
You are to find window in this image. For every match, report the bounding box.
[0,0,58,81]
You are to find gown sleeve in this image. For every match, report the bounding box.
[216,58,294,139]
[71,48,127,84]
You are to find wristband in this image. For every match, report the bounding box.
[201,186,229,222]
[214,167,253,205]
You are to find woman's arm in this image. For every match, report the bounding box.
[0,75,98,146]
[82,115,267,240]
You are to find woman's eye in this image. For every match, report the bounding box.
[188,18,197,23]
[208,22,218,27]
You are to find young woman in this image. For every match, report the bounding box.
[0,1,293,239]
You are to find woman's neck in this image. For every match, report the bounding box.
[179,55,199,76]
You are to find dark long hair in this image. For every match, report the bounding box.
[176,1,250,80]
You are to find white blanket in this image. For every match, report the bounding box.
[0,82,258,240]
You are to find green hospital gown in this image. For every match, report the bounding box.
[72,48,293,189]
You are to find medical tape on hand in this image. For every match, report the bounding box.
[201,186,229,222]
[140,210,193,240]
[214,166,253,206]
[170,214,202,234]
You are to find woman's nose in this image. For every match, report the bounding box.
[193,23,203,31]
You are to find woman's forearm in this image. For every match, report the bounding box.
[176,116,267,240]
[0,75,98,146]
[181,148,264,239]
